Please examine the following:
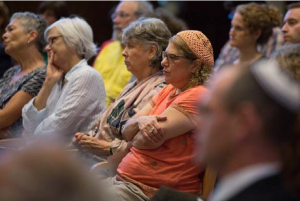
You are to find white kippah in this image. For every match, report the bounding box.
[251,59,300,113]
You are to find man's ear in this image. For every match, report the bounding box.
[234,101,262,141]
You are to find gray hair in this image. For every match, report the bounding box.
[122,17,171,69]
[272,44,300,80]
[44,16,97,60]
[135,1,154,18]
[11,12,47,53]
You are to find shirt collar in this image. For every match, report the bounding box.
[64,59,87,82]
[209,162,280,201]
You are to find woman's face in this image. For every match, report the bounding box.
[122,39,151,77]
[161,42,195,90]
[229,13,257,49]
[45,27,72,69]
[3,19,29,55]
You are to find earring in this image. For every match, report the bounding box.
[149,61,152,67]
[27,41,30,44]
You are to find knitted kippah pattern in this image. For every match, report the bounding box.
[177,30,214,68]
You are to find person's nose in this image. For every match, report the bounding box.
[2,31,8,41]
[281,22,288,33]
[122,46,128,57]
[161,56,169,68]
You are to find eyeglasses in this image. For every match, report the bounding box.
[111,11,130,20]
[162,51,194,63]
[47,35,63,46]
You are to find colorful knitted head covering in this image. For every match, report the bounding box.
[177,30,214,68]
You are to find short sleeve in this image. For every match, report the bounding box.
[171,86,207,125]
[21,67,46,97]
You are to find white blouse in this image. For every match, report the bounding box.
[22,59,106,143]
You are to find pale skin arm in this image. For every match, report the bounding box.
[71,103,162,156]
[72,132,112,156]
[34,52,63,111]
[122,103,154,141]
[128,107,195,150]
[0,91,33,129]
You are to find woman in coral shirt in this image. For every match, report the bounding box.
[104,30,215,200]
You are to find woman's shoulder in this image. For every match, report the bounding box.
[178,85,208,100]
[73,64,103,80]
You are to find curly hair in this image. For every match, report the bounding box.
[236,3,281,45]
[169,35,212,86]
[272,44,300,80]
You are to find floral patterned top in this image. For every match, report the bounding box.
[0,65,46,137]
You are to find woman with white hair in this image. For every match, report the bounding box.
[22,16,106,143]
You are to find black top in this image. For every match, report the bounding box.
[0,65,46,137]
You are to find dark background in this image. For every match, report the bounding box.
[3,1,290,60]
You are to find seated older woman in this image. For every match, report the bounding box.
[101,30,214,200]
[73,18,171,159]
[0,12,47,138]
[22,17,106,143]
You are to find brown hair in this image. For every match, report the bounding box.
[287,2,300,10]
[169,35,212,86]
[236,3,281,45]
[38,1,69,21]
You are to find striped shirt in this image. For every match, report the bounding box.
[22,59,106,143]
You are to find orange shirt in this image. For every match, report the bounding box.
[117,85,207,197]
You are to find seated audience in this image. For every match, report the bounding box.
[0,1,13,78]
[38,1,69,26]
[0,143,103,201]
[93,1,154,107]
[22,17,106,143]
[0,12,47,138]
[196,58,300,200]
[282,2,300,44]
[150,42,300,201]
[101,30,214,200]
[73,17,171,161]
[218,3,281,69]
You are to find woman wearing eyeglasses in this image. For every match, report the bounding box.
[101,30,214,199]
[22,17,106,143]
[0,12,47,139]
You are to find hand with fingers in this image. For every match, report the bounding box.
[76,134,112,156]
[137,115,167,144]
[45,51,63,86]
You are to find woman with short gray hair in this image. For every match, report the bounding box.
[0,12,47,138]
[74,17,171,162]
[22,17,106,143]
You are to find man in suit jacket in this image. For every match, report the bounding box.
[195,58,300,201]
